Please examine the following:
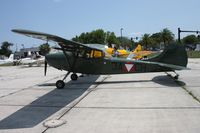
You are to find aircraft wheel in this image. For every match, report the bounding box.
[174,75,179,80]
[56,80,65,89]
[71,73,78,81]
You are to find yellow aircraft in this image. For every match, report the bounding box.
[105,44,152,59]
[131,44,153,59]
[105,47,129,57]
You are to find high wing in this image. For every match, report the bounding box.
[110,58,189,70]
[12,29,104,52]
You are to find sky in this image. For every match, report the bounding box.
[1,0,200,50]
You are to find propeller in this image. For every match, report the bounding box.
[44,60,47,76]
[44,39,49,76]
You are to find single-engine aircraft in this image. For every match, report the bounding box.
[0,54,14,65]
[12,29,189,89]
[105,44,153,59]
[18,52,45,67]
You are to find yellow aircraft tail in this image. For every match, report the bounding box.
[132,44,142,53]
[129,44,153,59]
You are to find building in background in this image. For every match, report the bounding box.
[14,47,40,59]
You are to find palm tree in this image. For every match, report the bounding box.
[151,32,162,47]
[141,34,152,50]
[0,41,13,57]
[160,28,174,46]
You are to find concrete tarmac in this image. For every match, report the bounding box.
[0,59,200,133]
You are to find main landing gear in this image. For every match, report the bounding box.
[56,72,78,89]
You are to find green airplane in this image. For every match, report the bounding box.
[12,29,188,89]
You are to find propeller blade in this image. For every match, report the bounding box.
[44,60,47,76]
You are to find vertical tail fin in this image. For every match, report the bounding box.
[148,44,188,67]
[8,54,14,61]
[132,44,142,53]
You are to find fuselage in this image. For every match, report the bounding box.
[45,52,171,75]
[0,59,13,65]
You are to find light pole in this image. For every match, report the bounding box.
[120,28,123,46]
[15,44,18,52]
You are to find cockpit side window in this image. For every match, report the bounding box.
[90,50,104,58]
[78,49,104,59]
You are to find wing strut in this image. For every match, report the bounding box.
[59,43,78,73]
[59,42,79,71]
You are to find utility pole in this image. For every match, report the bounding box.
[178,28,181,43]
[120,28,123,46]
[15,44,18,52]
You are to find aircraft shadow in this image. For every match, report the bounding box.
[152,75,186,87]
[0,75,99,129]
[39,80,152,86]
[39,75,185,87]
[95,80,152,84]
[93,75,185,87]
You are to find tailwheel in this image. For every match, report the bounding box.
[173,71,179,80]
[165,71,179,80]
[71,73,78,81]
[174,75,179,80]
[56,80,65,89]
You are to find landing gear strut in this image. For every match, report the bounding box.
[173,71,179,80]
[55,47,79,89]
[55,72,78,89]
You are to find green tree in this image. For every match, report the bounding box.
[39,43,50,55]
[117,36,132,49]
[79,32,90,44]
[0,41,13,57]
[72,35,80,42]
[90,29,106,44]
[140,34,152,50]
[150,32,162,47]
[106,32,120,47]
[182,35,198,44]
[160,28,174,45]
[72,29,106,44]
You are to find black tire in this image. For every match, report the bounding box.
[71,73,78,81]
[56,80,65,89]
[174,75,179,80]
